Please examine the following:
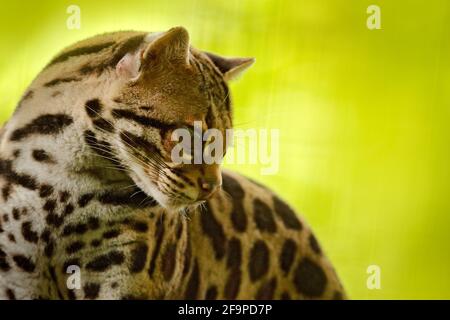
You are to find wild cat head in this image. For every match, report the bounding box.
[86,27,254,210]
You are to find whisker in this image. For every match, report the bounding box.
[86,107,168,169]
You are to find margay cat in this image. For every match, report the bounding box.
[0,27,345,300]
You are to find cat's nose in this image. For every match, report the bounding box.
[197,178,221,200]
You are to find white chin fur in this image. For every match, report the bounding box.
[129,171,191,211]
[130,173,167,207]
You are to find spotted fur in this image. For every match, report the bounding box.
[0,27,345,299]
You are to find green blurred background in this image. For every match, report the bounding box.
[1,0,450,299]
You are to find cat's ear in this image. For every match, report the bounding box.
[204,52,255,81]
[116,27,190,79]
[142,26,190,66]
[116,52,141,79]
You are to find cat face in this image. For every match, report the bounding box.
[106,27,254,210]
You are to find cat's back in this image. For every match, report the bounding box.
[32,31,147,88]
[7,31,149,133]
[183,169,346,300]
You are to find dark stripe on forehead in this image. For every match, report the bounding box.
[112,109,175,131]
[47,41,116,67]
[10,114,73,142]
[44,77,81,87]
[191,56,206,79]
[192,55,231,114]
[191,57,210,96]
[191,57,217,128]
[205,105,215,129]
[206,65,231,112]
[196,54,228,94]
